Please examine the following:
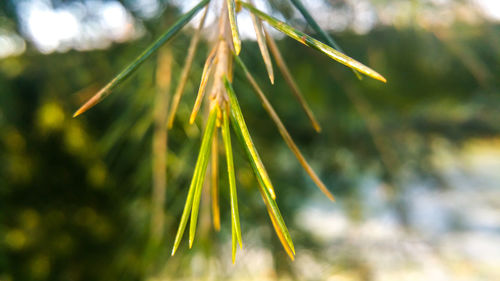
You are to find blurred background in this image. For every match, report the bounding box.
[1,0,500,280]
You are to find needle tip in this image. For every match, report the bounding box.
[313,123,322,133]
[328,193,336,202]
[377,75,387,83]
[72,108,84,118]
[269,190,276,200]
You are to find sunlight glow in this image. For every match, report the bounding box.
[26,8,79,53]
[474,0,500,21]
[0,31,26,58]
[18,0,137,54]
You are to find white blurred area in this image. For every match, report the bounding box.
[333,139,500,280]
[1,0,500,59]
[0,0,140,58]
[0,29,26,59]
[17,0,138,54]
[290,138,500,280]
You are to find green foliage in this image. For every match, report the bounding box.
[1,0,500,280]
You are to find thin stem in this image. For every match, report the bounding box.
[167,5,210,128]
[151,48,172,242]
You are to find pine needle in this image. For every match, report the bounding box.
[227,0,242,55]
[190,44,218,124]
[260,187,295,260]
[265,29,322,132]
[256,179,295,258]
[171,160,200,256]
[189,107,218,248]
[222,109,242,249]
[171,106,218,255]
[223,76,295,259]
[229,106,295,259]
[234,54,335,201]
[73,0,210,117]
[249,0,274,84]
[223,77,276,200]
[231,219,237,263]
[211,129,221,231]
[240,2,387,83]
[289,0,363,80]
[167,5,209,129]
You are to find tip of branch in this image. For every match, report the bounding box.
[312,122,322,133]
[327,193,336,202]
[375,73,387,83]
[269,188,276,200]
[73,86,110,118]
[72,99,95,118]
[269,74,275,85]
[189,114,197,124]
[72,103,91,118]
[167,119,174,129]
[72,110,83,118]
[318,182,336,202]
